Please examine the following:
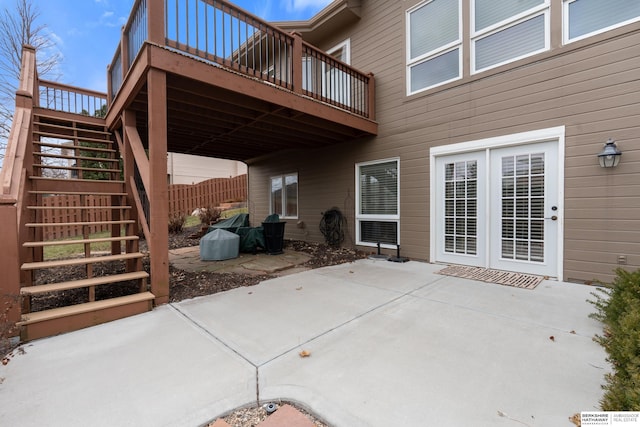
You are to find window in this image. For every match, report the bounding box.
[356,159,399,247]
[407,0,462,94]
[564,0,640,43]
[324,40,352,106]
[270,173,298,218]
[472,0,549,73]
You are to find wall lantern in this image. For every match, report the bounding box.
[598,139,622,168]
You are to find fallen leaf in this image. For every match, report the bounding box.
[570,330,576,334]
[1,358,8,366]
[299,350,311,358]
[248,292,253,295]
[296,287,303,291]
[549,336,555,342]
[349,271,354,274]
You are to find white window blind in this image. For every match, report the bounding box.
[474,0,544,31]
[409,0,459,59]
[359,161,398,216]
[407,0,461,93]
[567,0,640,41]
[475,14,546,71]
[357,159,399,246]
[410,49,460,93]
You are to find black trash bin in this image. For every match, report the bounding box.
[262,221,285,255]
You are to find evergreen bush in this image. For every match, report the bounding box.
[590,268,640,410]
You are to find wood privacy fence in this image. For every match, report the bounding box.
[39,175,247,239]
[168,174,247,217]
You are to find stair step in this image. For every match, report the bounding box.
[29,190,127,196]
[30,177,125,194]
[33,152,120,163]
[27,205,132,210]
[33,118,111,135]
[30,176,125,184]
[33,140,115,153]
[21,271,149,295]
[21,252,145,270]
[33,164,121,173]
[24,235,139,248]
[17,292,155,341]
[26,219,135,227]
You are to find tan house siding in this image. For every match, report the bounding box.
[248,1,640,283]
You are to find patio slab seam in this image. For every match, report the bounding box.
[168,304,259,371]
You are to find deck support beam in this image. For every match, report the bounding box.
[147,68,169,305]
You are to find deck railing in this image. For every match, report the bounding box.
[0,45,38,331]
[39,80,108,117]
[107,0,374,119]
[301,42,371,117]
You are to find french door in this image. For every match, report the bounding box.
[434,141,559,277]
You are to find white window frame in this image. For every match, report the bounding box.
[429,126,565,280]
[563,0,640,44]
[270,173,298,219]
[471,0,550,74]
[323,39,352,106]
[406,0,463,95]
[355,158,400,248]
[327,39,351,64]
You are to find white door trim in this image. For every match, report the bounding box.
[429,126,565,280]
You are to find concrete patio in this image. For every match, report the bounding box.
[0,259,607,426]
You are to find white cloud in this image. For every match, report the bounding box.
[281,0,333,13]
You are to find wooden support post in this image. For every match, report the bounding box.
[147,68,169,305]
[122,111,140,273]
[367,72,375,121]
[291,32,303,94]
[147,0,165,46]
[0,203,22,340]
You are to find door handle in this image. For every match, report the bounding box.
[545,215,558,221]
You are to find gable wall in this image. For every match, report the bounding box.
[248,1,640,283]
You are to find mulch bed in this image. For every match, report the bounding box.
[28,223,368,310]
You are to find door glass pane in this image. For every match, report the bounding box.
[500,153,545,262]
[443,160,477,255]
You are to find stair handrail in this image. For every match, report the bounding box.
[38,79,108,117]
[0,45,36,202]
[0,45,37,336]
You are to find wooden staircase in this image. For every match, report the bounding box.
[16,112,154,341]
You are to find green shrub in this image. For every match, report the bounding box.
[168,214,186,234]
[590,268,640,410]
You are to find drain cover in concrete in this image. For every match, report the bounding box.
[437,265,544,289]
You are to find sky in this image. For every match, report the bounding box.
[0,0,333,93]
